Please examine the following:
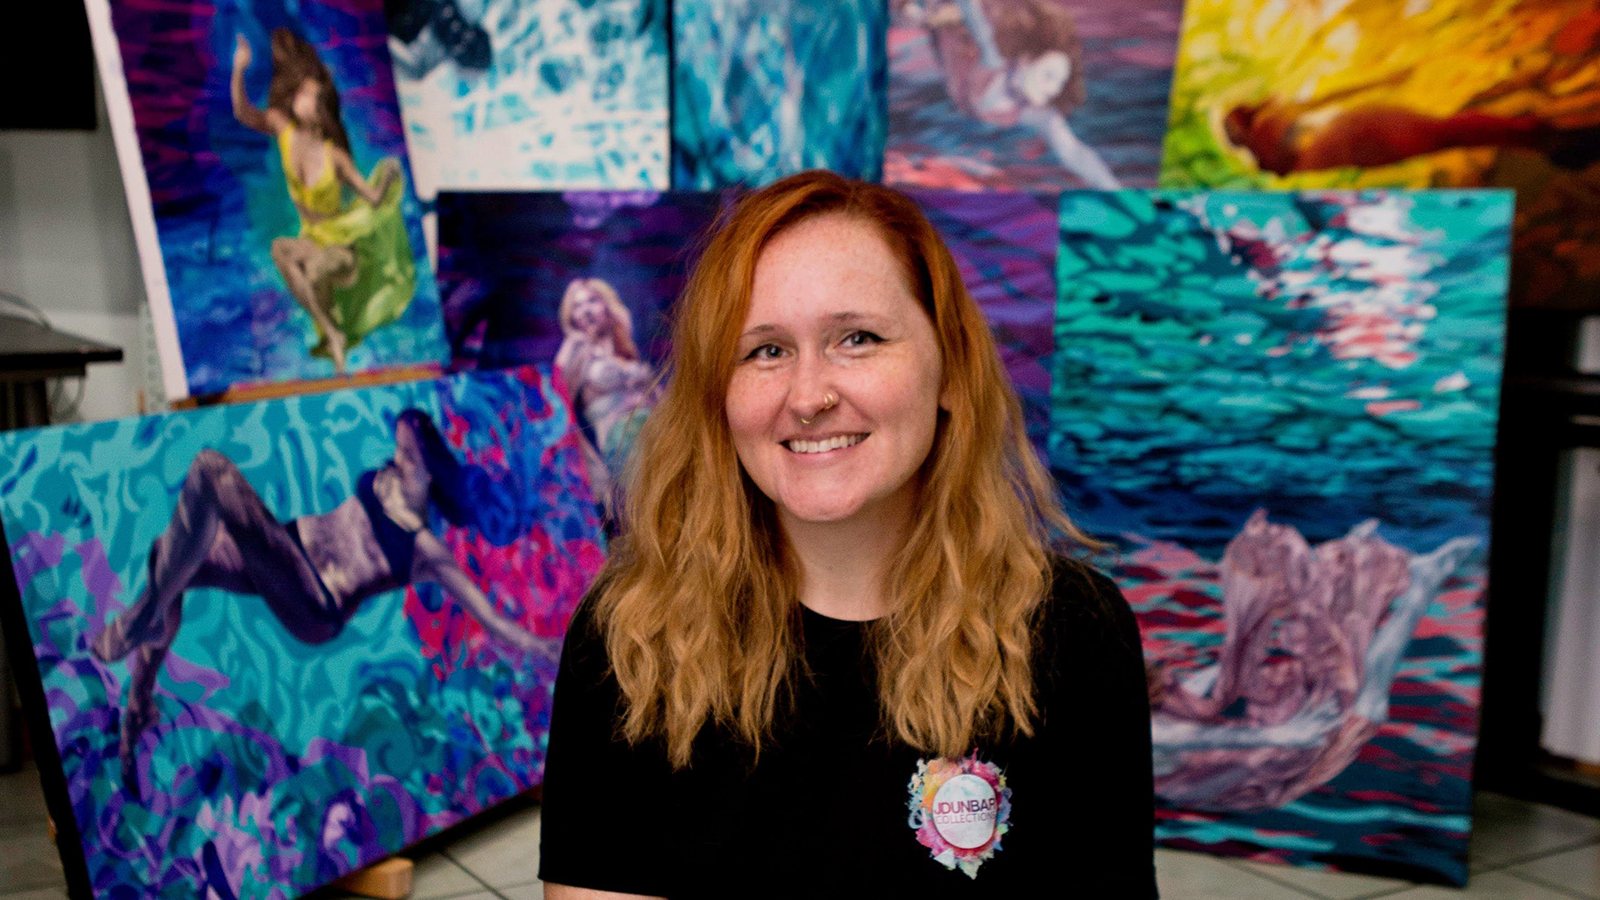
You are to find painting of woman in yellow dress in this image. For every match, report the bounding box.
[230,28,418,373]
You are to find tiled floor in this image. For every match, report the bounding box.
[2,762,1599,899]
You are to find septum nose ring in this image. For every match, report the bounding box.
[799,392,839,426]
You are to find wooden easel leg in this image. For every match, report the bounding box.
[333,857,415,899]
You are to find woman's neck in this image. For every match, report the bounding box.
[781,490,914,622]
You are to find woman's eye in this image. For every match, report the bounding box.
[743,344,783,361]
[843,330,883,347]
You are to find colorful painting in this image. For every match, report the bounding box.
[389,0,669,195]
[671,0,887,188]
[86,0,448,398]
[439,189,1060,492]
[0,366,605,898]
[1160,0,1600,310]
[885,0,1182,192]
[439,191,721,509]
[908,190,1058,453]
[1049,190,1511,884]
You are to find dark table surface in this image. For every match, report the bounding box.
[0,313,123,377]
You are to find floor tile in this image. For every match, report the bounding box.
[445,805,541,889]
[1507,841,1600,900]
[1472,792,1600,871]
[0,768,51,832]
[1381,870,1582,899]
[1233,859,1411,899]
[411,854,489,900]
[308,853,487,900]
[0,829,65,893]
[499,883,544,900]
[1156,848,1320,899]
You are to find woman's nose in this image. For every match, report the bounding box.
[786,350,835,422]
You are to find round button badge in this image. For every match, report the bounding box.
[930,773,999,849]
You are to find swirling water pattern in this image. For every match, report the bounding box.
[1048,190,1510,883]
[671,0,887,188]
[0,366,604,898]
[109,0,447,395]
[908,190,1059,453]
[393,0,669,194]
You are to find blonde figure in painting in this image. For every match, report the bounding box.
[231,28,418,374]
[553,278,658,511]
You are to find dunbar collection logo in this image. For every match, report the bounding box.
[906,753,1013,878]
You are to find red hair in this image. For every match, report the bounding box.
[594,170,1099,767]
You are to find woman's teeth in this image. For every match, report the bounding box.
[785,433,867,454]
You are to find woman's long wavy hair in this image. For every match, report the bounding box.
[266,27,352,155]
[594,170,1098,768]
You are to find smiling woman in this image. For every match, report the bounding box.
[538,170,1158,898]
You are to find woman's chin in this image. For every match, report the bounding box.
[775,494,870,527]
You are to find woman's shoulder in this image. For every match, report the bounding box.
[1036,553,1142,658]
[556,569,617,674]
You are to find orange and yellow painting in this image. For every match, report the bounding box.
[1160,0,1600,309]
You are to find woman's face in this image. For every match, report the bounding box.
[726,214,947,530]
[1012,51,1071,108]
[568,282,611,338]
[292,78,322,127]
[393,420,430,509]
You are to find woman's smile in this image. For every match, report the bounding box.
[782,432,869,455]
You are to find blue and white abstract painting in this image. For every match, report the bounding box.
[672,0,887,188]
[390,0,669,194]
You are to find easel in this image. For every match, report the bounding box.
[333,858,416,899]
[49,815,416,898]
[168,364,442,410]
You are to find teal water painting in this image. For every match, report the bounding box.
[1049,189,1510,884]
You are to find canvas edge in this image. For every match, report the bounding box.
[81,0,191,402]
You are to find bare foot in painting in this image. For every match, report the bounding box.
[327,330,348,375]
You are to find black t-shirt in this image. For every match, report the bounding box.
[538,559,1158,898]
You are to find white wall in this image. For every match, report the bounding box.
[0,74,151,424]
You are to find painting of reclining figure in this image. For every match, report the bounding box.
[1160,0,1600,311]
[87,0,448,397]
[0,366,604,898]
[1049,189,1511,884]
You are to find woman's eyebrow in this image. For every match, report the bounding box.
[741,323,781,338]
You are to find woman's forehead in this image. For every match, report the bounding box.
[748,218,913,313]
